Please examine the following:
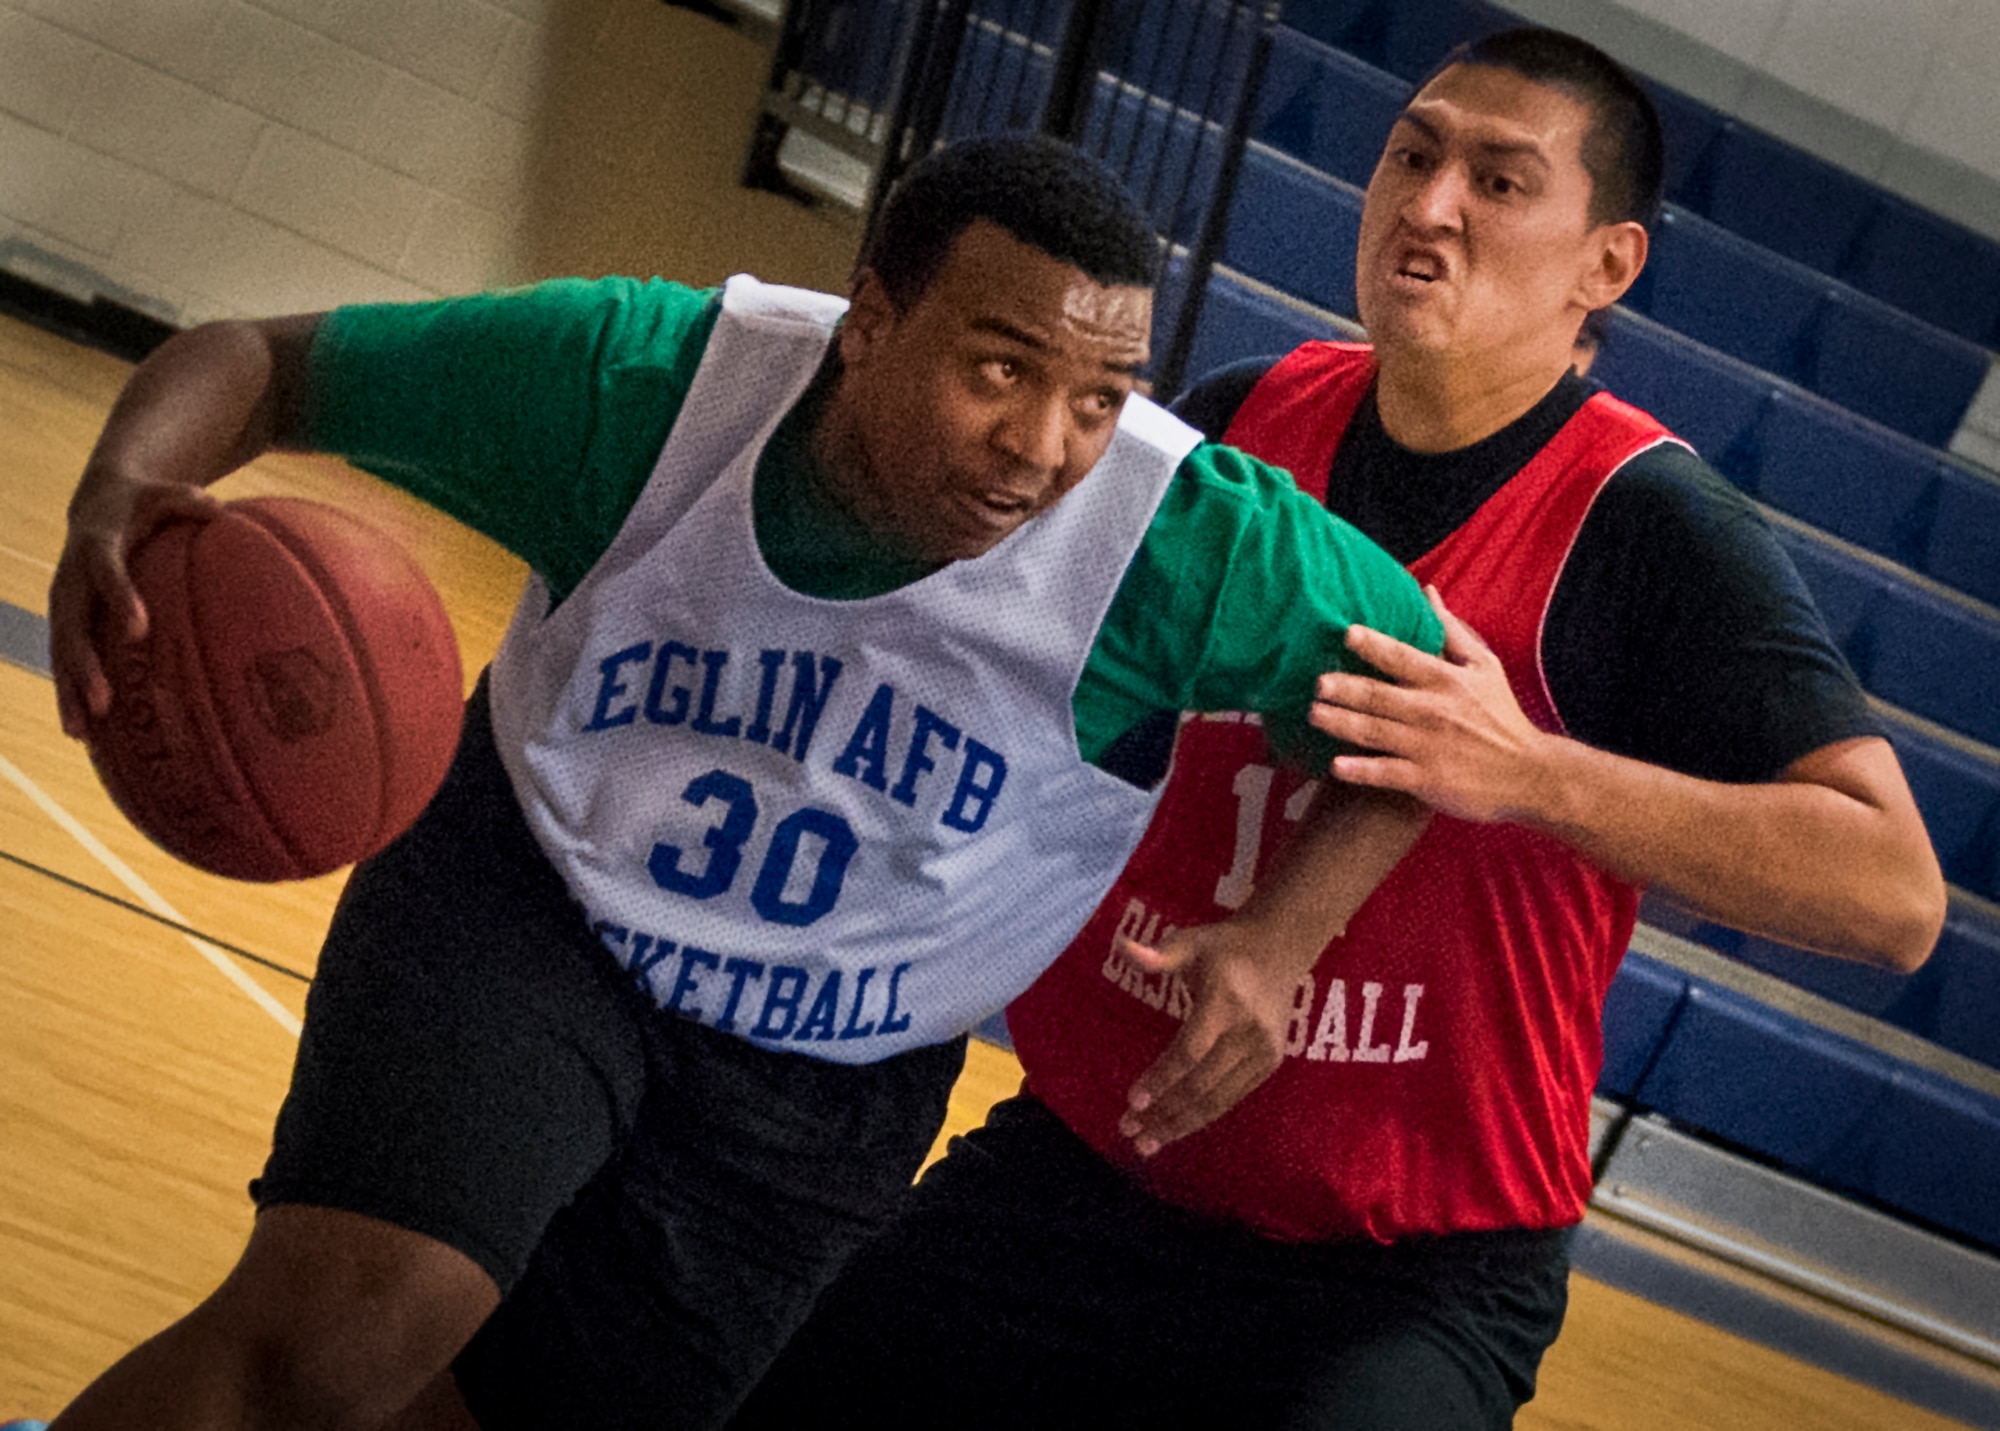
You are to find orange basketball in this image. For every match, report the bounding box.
[85,497,464,881]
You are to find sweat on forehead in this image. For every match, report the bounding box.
[860,135,1161,309]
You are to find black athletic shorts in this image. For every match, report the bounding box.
[254,677,966,1429]
[734,1093,1573,1430]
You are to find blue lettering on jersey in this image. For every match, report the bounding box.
[665,944,719,1015]
[942,740,1007,833]
[691,649,741,738]
[582,643,651,731]
[744,648,787,746]
[591,915,921,1047]
[645,641,700,725]
[752,965,810,1039]
[716,956,765,1034]
[581,641,1013,859]
[839,967,878,1039]
[891,705,960,807]
[833,682,896,791]
[771,651,843,761]
[794,970,843,1041]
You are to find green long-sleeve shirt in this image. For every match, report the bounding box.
[307,277,1441,771]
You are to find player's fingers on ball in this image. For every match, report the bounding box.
[55,673,87,738]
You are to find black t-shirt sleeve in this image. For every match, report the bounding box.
[1545,443,1881,783]
[1167,357,1278,442]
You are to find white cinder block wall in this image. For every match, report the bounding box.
[0,0,1996,332]
[0,0,859,328]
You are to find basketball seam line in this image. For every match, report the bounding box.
[181,513,305,872]
[246,502,399,858]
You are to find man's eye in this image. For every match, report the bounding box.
[980,358,1020,384]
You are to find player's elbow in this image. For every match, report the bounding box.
[1858,852,1947,975]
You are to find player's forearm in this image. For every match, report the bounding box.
[1229,782,1430,976]
[1518,733,1943,971]
[75,316,318,502]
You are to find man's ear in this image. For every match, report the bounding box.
[840,268,897,366]
[1576,220,1648,311]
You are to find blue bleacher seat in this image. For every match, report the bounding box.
[1253,27,1409,187]
[1929,901,2000,1071]
[1746,391,1942,571]
[1378,0,1510,83]
[1777,527,2000,750]
[1587,311,1775,482]
[1626,208,1826,382]
[1701,929,1914,1024]
[1925,462,2000,610]
[1870,1063,2000,1250]
[1618,941,2000,1251]
[1847,193,2000,351]
[1701,122,1880,281]
[793,0,912,110]
[1885,716,2000,905]
[1220,146,1362,318]
[1098,0,1256,121]
[1865,580,2000,752]
[972,0,1065,47]
[1643,891,2000,1078]
[1599,950,1688,1098]
[1634,982,1898,1177]
[939,23,1053,140]
[1809,288,1989,450]
[1177,268,1347,387]
[1277,0,1388,62]
[1076,78,1227,243]
[1769,523,1877,651]
[1648,82,1727,211]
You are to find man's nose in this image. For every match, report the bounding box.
[1404,164,1469,231]
[993,393,1068,478]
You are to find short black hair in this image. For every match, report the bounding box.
[1423,27,1664,231]
[861,135,1160,309]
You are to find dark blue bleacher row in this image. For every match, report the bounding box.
[1273,0,2000,350]
[1660,100,2000,352]
[1587,313,2000,611]
[1601,948,2000,1254]
[1625,208,1989,448]
[1648,894,2000,1078]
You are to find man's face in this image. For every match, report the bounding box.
[830,219,1152,566]
[1355,63,1613,371]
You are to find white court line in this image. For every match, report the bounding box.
[0,543,56,573]
[0,750,301,1037]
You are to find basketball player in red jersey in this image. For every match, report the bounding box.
[735,28,1945,1428]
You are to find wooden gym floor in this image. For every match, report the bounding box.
[0,310,1975,1427]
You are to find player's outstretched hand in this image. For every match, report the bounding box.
[1118,923,1303,1156]
[50,471,222,737]
[1310,586,1547,826]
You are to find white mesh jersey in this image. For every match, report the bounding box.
[490,274,1199,1061]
